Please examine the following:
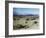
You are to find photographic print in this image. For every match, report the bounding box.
[5,1,45,37]
[13,8,39,30]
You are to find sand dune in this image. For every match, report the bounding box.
[13,16,39,30]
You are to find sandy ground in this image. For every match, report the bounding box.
[13,16,39,30]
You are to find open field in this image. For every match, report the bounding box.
[13,16,39,30]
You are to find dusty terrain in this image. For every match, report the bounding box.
[13,16,39,30]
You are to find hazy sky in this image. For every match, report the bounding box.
[13,8,39,15]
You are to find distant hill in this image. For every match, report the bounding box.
[13,14,38,16]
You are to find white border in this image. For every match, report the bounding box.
[9,3,43,35]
